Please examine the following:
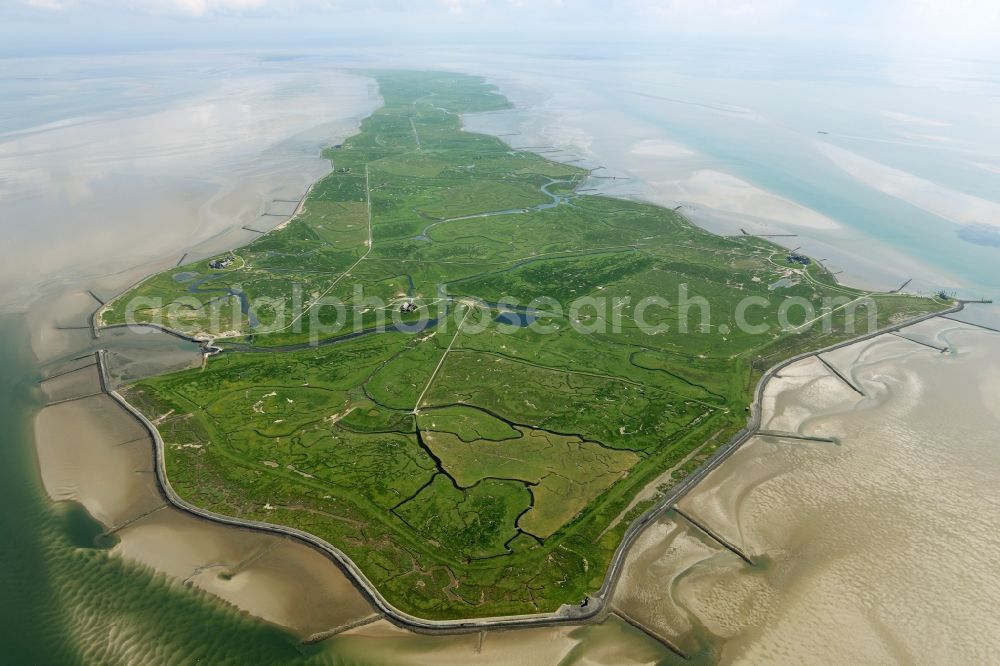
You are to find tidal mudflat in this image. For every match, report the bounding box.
[5,53,389,648]
[613,313,1000,662]
[0,54,379,313]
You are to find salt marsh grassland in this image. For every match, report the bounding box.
[104,70,944,620]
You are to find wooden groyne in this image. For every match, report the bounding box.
[757,430,836,443]
[104,504,168,535]
[37,360,97,383]
[302,614,383,645]
[611,611,689,660]
[940,315,1000,334]
[889,278,912,294]
[889,331,948,353]
[45,391,103,407]
[673,508,754,566]
[816,355,865,396]
[41,352,107,404]
[739,227,798,238]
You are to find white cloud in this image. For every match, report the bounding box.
[6,0,1000,60]
[882,0,1000,58]
[22,0,270,16]
[134,0,268,16]
[26,0,76,10]
[641,0,798,26]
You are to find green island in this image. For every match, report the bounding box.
[102,71,945,619]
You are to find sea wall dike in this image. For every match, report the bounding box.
[94,297,967,635]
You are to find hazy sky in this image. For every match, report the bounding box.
[2,0,999,60]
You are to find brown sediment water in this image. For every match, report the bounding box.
[614,316,1000,663]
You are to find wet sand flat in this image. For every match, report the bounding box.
[112,508,375,639]
[0,58,379,313]
[17,56,387,641]
[35,394,163,527]
[31,302,379,639]
[614,317,1000,663]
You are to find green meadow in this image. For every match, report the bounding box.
[109,71,945,618]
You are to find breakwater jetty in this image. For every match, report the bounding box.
[673,508,754,565]
[816,355,865,396]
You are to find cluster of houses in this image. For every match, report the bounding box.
[209,256,234,270]
[785,253,811,266]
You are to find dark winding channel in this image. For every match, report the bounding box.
[92,287,966,632]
